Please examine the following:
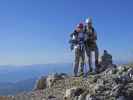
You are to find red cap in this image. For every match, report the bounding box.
[77,23,84,29]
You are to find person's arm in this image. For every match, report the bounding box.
[70,32,74,38]
[69,30,75,42]
[93,27,97,40]
[69,30,77,50]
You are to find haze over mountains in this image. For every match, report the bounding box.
[0,63,72,82]
[0,63,72,95]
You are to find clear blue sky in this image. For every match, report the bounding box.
[0,0,132,65]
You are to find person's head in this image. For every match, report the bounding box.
[77,22,84,29]
[85,17,92,26]
[76,22,84,32]
[104,50,108,54]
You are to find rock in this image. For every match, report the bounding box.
[46,74,57,88]
[64,87,78,100]
[47,73,68,88]
[48,95,57,100]
[85,94,98,100]
[96,63,116,74]
[34,76,47,90]
[110,84,123,97]
[64,87,84,100]
[56,73,69,79]
[117,96,126,100]
[127,68,133,80]
[35,73,68,90]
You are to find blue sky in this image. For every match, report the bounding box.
[0,0,132,65]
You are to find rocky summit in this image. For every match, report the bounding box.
[2,64,133,100]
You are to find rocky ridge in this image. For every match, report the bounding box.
[1,64,133,100]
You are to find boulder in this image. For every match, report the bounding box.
[35,73,68,90]
[64,87,84,100]
[34,76,47,90]
[47,73,68,88]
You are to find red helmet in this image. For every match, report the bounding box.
[77,23,84,29]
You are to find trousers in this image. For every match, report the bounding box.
[74,46,85,76]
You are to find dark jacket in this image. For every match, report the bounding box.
[84,25,97,41]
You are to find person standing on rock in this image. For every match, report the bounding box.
[96,50,116,73]
[84,17,99,73]
[69,23,85,77]
[101,50,113,67]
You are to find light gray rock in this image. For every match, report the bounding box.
[117,96,126,100]
[47,74,56,88]
[34,76,47,90]
[64,87,78,99]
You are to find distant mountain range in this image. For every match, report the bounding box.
[0,63,72,82]
[0,78,36,96]
[0,63,72,95]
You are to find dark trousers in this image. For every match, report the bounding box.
[74,47,85,76]
[85,41,99,72]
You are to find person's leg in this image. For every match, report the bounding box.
[85,43,93,72]
[88,50,93,72]
[74,48,80,77]
[84,43,89,72]
[94,44,99,67]
[79,48,85,76]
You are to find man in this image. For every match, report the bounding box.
[84,17,99,72]
[101,50,113,66]
[96,50,114,73]
[69,23,85,77]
